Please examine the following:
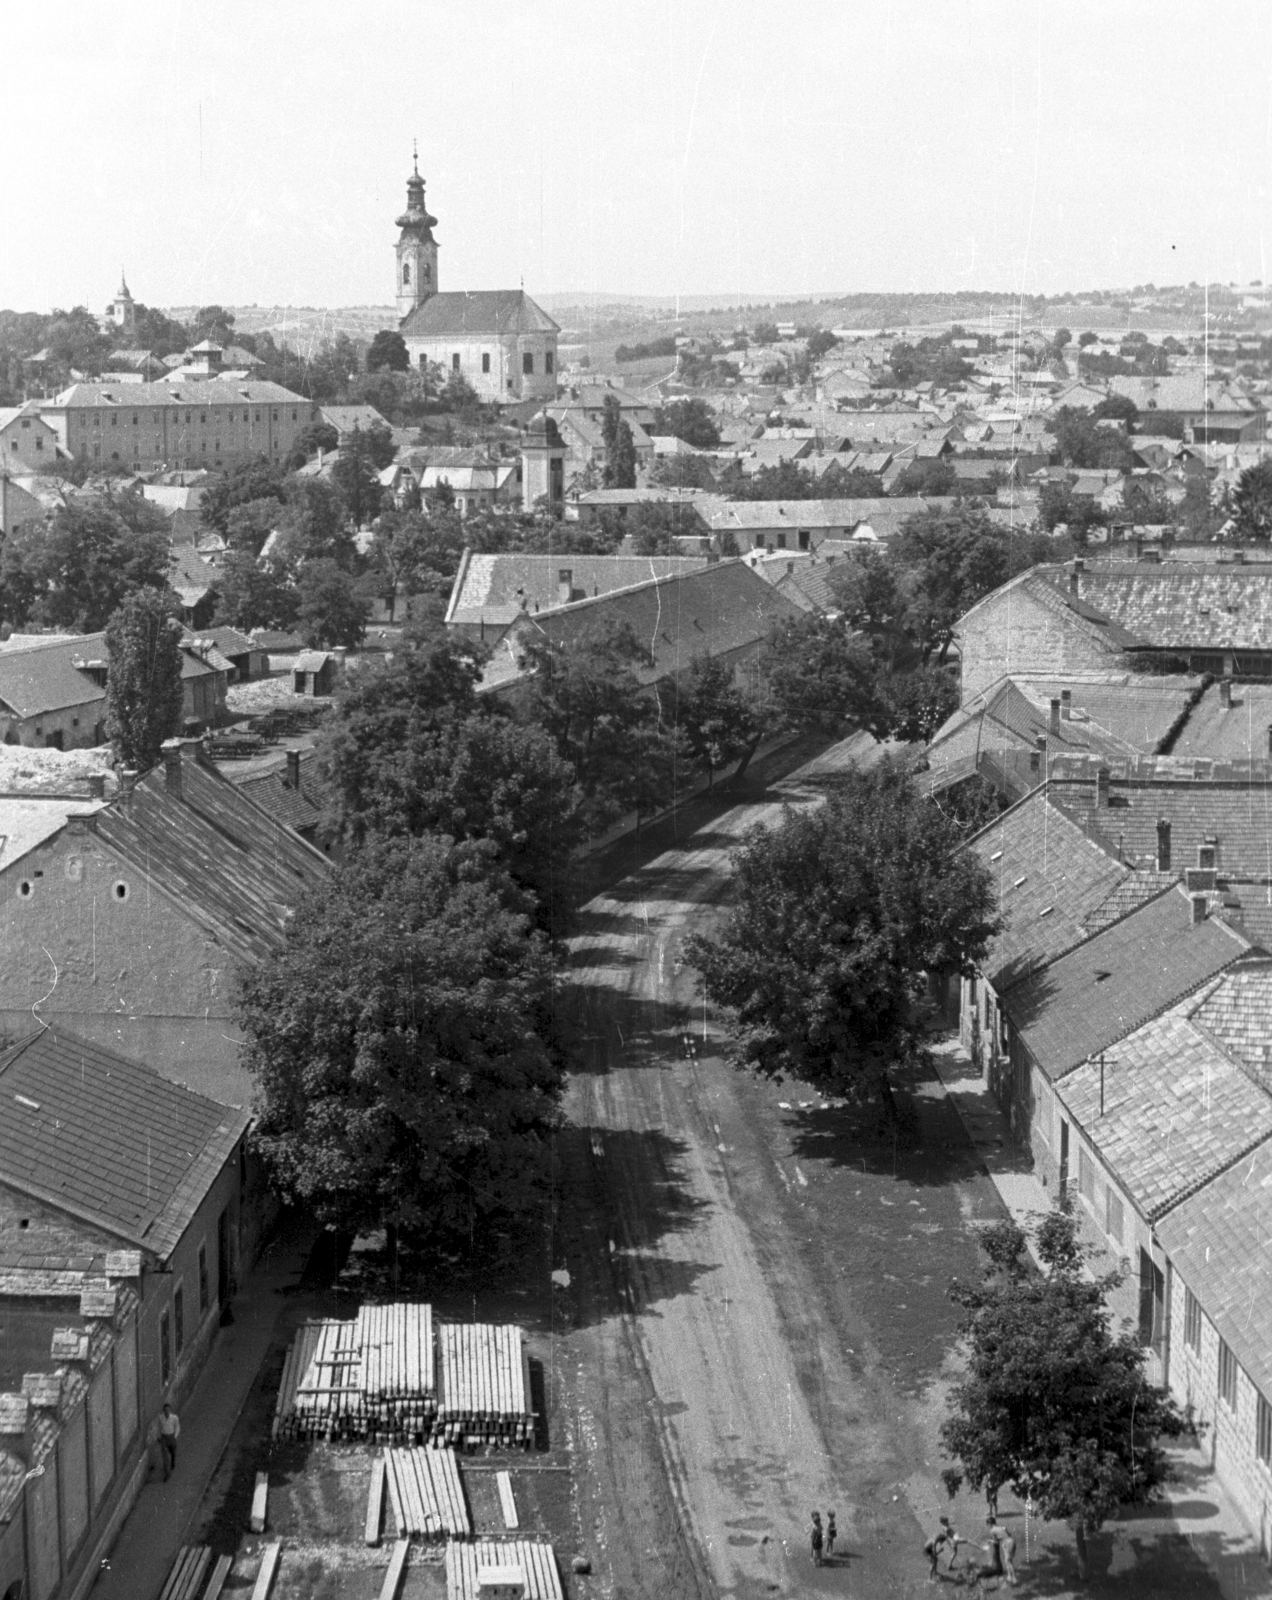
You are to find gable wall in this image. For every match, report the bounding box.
[958,586,1123,703]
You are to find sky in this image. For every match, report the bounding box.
[4,0,1272,313]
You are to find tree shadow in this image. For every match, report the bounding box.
[559,989,698,1076]
[602,863,731,907]
[552,1122,719,1330]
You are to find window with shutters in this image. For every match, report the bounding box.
[1258,1392,1272,1466]
[1184,1287,1202,1351]
[1218,1338,1238,1410]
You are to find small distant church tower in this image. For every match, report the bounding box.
[104,270,137,339]
[396,147,439,322]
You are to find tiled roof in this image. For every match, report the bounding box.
[1003,885,1251,1080]
[955,569,1148,656]
[93,744,330,964]
[0,632,106,719]
[231,752,323,835]
[1045,564,1272,653]
[399,290,559,339]
[481,560,803,692]
[201,625,259,659]
[1189,960,1272,1091]
[704,496,955,533]
[293,651,334,673]
[1157,1138,1272,1398]
[771,562,847,614]
[318,404,390,434]
[968,790,1132,988]
[1168,681,1272,761]
[445,551,709,629]
[1107,375,1264,415]
[46,379,308,409]
[0,1027,249,1258]
[0,795,108,872]
[1051,759,1272,881]
[1059,994,1272,1220]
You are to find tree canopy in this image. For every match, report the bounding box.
[2,498,172,631]
[653,398,721,450]
[941,1210,1185,1580]
[104,590,186,770]
[240,836,566,1243]
[686,760,997,1107]
[1232,458,1272,541]
[367,329,410,372]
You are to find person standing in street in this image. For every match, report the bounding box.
[825,1511,837,1560]
[158,1402,180,1480]
[811,1510,824,1567]
[984,1516,1017,1584]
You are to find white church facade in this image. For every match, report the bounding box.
[395,158,559,405]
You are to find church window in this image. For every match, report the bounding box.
[545,352,555,375]
[452,354,461,371]
[523,352,535,375]
[422,263,431,282]
[482,353,491,374]
[402,262,411,285]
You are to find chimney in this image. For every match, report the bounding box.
[161,738,184,800]
[119,769,137,803]
[86,773,106,799]
[1220,676,1232,710]
[1156,818,1172,872]
[285,749,301,790]
[557,568,573,606]
[22,1372,63,1423]
[1069,568,1080,595]
[1049,698,1062,735]
[1030,748,1040,773]
[1133,535,1144,560]
[1191,894,1208,925]
[0,1394,33,1464]
[1060,689,1072,721]
[1095,767,1110,808]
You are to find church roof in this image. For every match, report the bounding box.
[400,290,560,339]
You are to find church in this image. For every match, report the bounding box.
[395,156,560,405]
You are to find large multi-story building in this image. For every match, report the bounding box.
[394,156,559,405]
[37,378,316,471]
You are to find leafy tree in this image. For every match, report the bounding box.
[441,370,482,417]
[893,456,956,496]
[367,329,410,373]
[331,426,385,526]
[104,590,185,769]
[296,558,369,649]
[1077,331,1099,347]
[365,507,461,617]
[752,322,780,345]
[201,458,288,535]
[240,835,565,1243]
[665,655,768,786]
[887,502,1017,662]
[1052,326,1072,352]
[1038,481,1109,544]
[1,501,172,631]
[273,477,356,571]
[319,641,583,931]
[1092,393,1138,426]
[649,453,719,490]
[601,394,638,488]
[941,1210,1186,1581]
[686,760,997,1111]
[763,613,885,737]
[187,305,236,344]
[304,332,361,402]
[1179,475,1222,540]
[363,421,398,469]
[1231,458,1272,541]
[43,306,114,376]
[225,497,283,555]
[653,398,721,450]
[828,548,912,668]
[213,550,300,632]
[517,620,685,830]
[1121,479,1176,526]
[285,421,340,471]
[1051,407,1135,470]
[806,329,840,361]
[876,663,959,743]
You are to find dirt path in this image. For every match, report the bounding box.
[560,736,950,1600]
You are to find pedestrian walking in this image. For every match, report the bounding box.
[825,1511,837,1560]
[157,1402,180,1480]
[811,1510,824,1567]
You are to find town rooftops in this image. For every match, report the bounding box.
[1058,987,1272,1222]
[0,1026,250,1260]
[318,404,390,435]
[1189,960,1272,1091]
[1157,1136,1272,1402]
[445,550,710,630]
[0,794,109,872]
[0,632,108,719]
[479,559,803,692]
[1045,562,1272,654]
[1002,884,1252,1082]
[703,496,957,535]
[399,289,559,339]
[44,379,309,409]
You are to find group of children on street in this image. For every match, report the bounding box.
[809,1510,837,1565]
[925,1513,1017,1585]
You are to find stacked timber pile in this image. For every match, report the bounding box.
[271,1304,438,1443]
[446,1541,564,1600]
[384,1445,472,1539]
[159,1545,232,1600]
[434,1323,533,1449]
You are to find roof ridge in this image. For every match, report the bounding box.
[1151,1127,1272,1223]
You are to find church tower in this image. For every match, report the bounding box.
[395,148,439,322]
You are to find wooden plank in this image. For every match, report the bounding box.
[203,1553,234,1600]
[365,1453,386,1546]
[158,1545,192,1600]
[378,1539,410,1600]
[249,1471,269,1535]
[182,1547,212,1600]
[496,1470,518,1530]
[384,1448,404,1537]
[250,1542,282,1600]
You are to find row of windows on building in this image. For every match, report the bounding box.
[435,350,555,376]
[1182,1284,1272,1463]
[77,408,297,427]
[158,1240,212,1388]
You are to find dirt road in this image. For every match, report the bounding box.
[561,735,962,1600]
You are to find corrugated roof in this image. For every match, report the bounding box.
[0,1027,249,1258]
[1157,1138,1272,1399]
[1003,885,1250,1080]
[1059,993,1272,1221]
[93,745,329,964]
[400,290,559,339]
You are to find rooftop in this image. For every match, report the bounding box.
[399,290,560,340]
[445,551,709,629]
[0,1027,249,1259]
[0,632,107,720]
